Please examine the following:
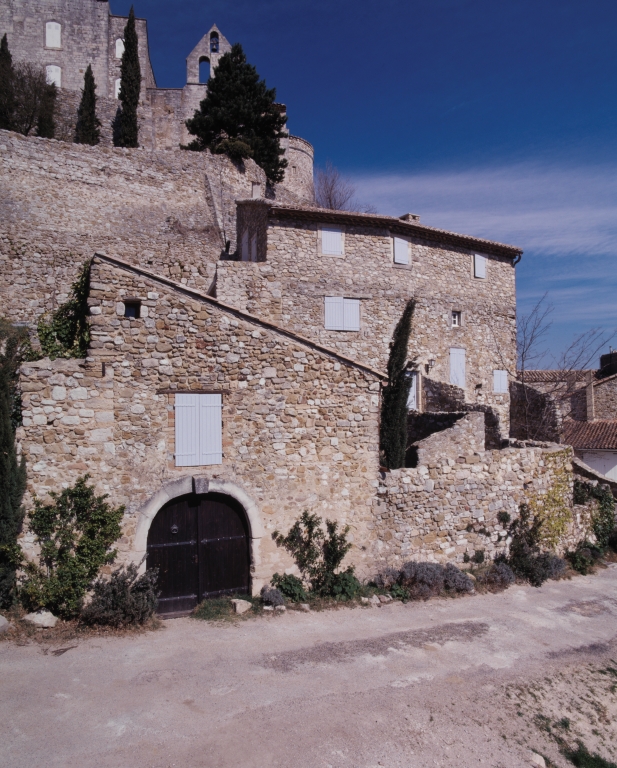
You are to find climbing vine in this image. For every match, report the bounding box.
[34,260,91,360]
[524,449,573,549]
[573,479,616,547]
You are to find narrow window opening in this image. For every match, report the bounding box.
[474,253,486,279]
[115,38,125,59]
[393,236,409,265]
[46,21,61,49]
[452,311,462,327]
[199,56,210,83]
[114,77,121,99]
[210,32,220,53]
[46,65,61,87]
[124,301,141,319]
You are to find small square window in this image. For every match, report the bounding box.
[124,301,141,319]
[452,311,462,327]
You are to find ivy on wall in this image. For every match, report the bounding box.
[524,449,574,550]
[573,479,616,547]
[33,260,91,360]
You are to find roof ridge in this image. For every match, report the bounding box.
[92,253,387,380]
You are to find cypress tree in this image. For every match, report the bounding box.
[115,6,140,148]
[186,43,288,184]
[36,82,57,139]
[0,33,15,131]
[75,64,101,145]
[380,300,416,469]
[0,321,27,608]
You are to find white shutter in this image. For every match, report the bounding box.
[115,38,125,59]
[343,299,360,331]
[474,254,486,278]
[46,65,62,87]
[46,21,61,48]
[198,394,223,465]
[324,297,345,330]
[407,372,418,410]
[493,369,508,393]
[175,394,200,467]
[393,237,409,265]
[114,77,121,99]
[450,348,466,388]
[322,227,343,255]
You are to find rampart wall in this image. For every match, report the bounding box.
[0,129,266,322]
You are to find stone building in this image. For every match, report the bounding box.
[0,0,314,199]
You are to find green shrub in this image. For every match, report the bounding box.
[565,541,604,575]
[573,480,616,548]
[81,563,159,626]
[497,511,511,526]
[20,476,124,618]
[271,572,307,602]
[499,504,566,587]
[260,585,285,606]
[398,561,473,600]
[272,511,357,599]
[477,561,515,591]
[328,569,362,601]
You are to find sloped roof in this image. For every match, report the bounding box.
[563,421,617,450]
[518,370,593,383]
[237,200,523,259]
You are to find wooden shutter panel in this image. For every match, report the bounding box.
[493,370,508,393]
[175,394,200,467]
[393,237,409,265]
[322,227,343,255]
[449,348,466,388]
[198,394,223,465]
[343,299,360,331]
[474,254,486,278]
[324,297,345,330]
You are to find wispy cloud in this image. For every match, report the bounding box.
[352,163,617,356]
[352,163,617,257]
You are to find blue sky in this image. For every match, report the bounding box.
[113,0,617,364]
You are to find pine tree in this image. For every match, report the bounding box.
[75,64,101,145]
[0,33,15,131]
[186,43,288,184]
[380,300,416,469]
[114,6,140,148]
[0,321,27,608]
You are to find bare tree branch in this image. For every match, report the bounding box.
[314,160,377,213]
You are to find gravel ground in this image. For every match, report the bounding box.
[2,565,617,768]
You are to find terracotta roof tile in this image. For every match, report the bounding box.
[518,370,593,383]
[563,421,617,450]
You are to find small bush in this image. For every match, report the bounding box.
[497,511,511,526]
[472,549,485,564]
[328,568,362,601]
[81,563,159,627]
[389,583,410,601]
[260,585,285,606]
[374,566,399,591]
[272,511,358,599]
[478,562,515,592]
[271,572,307,603]
[399,561,445,600]
[566,541,604,575]
[443,562,475,594]
[192,594,260,622]
[501,504,567,587]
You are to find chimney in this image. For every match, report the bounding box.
[586,370,595,421]
[399,213,420,223]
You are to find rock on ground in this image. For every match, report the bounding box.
[0,614,9,634]
[230,599,251,615]
[22,611,58,628]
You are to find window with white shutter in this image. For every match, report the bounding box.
[407,371,418,410]
[46,21,61,48]
[322,227,343,256]
[493,370,508,393]
[46,65,61,87]
[474,254,486,279]
[115,38,125,59]
[450,348,466,388]
[325,297,360,331]
[393,236,409,265]
[175,394,222,467]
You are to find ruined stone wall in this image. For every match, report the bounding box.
[0,129,266,322]
[281,136,315,202]
[222,210,516,430]
[17,257,382,589]
[374,444,584,567]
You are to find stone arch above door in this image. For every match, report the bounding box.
[132,476,264,572]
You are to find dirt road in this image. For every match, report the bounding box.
[3,566,617,768]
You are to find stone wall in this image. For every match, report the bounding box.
[374,443,584,567]
[0,129,267,322]
[509,381,562,442]
[592,375,617,420]
[223,205,517,431]
[17,256,383,589]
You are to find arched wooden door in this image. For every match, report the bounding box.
[146,493,250,615]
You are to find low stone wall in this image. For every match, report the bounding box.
[373,443,586,566]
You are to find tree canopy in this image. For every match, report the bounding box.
[75,64,101,145]
[114,6,140,148]
[186,43,288,184]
